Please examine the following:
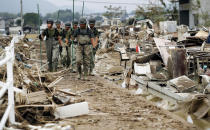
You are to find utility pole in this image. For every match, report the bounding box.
[71,0,75,67]
[20,0,23,34]
[57,10,60,21]
[82,1,84,17]
[73,0,75,21]
[37,4,42,66]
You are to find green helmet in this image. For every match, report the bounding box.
[47,19,54,25]
[65,23,71,27]
[55,20,61,25]
[73,20,78,25]
[89,18,96,24]
[79,17,87,24]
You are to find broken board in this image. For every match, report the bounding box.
[167,75,196,93]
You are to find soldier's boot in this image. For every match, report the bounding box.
[48,64,53,72]
[77,73,82,80]
[89,67,94,76]
[52,63,58,72]
[83,71,89,81]
[77,66,82,80]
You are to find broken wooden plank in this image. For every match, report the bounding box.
[192,98,210,119]
[54,102,89,119]
[57,89,77,96]
[48,76,64,88]
[154,38,176,66]
[167,75,196,93]
[26,91,48,104]
[16,105,54,108]
[131,74,147,85]
[168,48,187,78]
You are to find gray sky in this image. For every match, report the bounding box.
[44,0,163,13]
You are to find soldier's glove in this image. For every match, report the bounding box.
[62,43,68,47]
[39,34,42,40]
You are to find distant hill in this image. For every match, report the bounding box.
[0,0,92,16]
[0,0,58,15]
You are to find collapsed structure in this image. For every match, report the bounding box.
[94,20,210,122]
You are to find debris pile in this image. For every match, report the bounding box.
[95,19,210,122]
[0,36,88,126]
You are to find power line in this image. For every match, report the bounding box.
[75,0,157,6]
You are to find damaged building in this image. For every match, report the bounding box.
[179,0,210,27]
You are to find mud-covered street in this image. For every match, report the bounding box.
[54,73,197,130]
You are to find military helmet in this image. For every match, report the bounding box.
[55,20,61,25]
[47,19,54,25]
[89,18,96,24]
[73,20,79,25]
[65,23,71,27]
[79,17,87,24]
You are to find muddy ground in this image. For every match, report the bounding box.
[54,73,198,130]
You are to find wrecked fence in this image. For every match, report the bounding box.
[0,36,23,130]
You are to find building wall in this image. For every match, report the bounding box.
[179,0,210,27]
[0,20,5,29]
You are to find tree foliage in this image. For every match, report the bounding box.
[103,5,124,19]
[44,9,80,22]
[0,12,17,19]
[135,1,178,23]
[23,13,41,27]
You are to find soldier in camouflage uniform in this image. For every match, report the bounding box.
[56,20,63,57]
[73,18,96,80]
[61,23,71,67]
[89,18,99,75]
[39,19,61,72]
[70,20,79,72]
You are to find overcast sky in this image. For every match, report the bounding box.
[43,0,163,13]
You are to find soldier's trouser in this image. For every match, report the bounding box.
[70,44,77,70]
[45,39,59,72]
[67,46,71,67]
[61,46,68,67]
[76,44,91,75]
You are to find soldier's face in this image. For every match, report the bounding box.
[90,24,95,28]
[73,25,78,29]
[80,24,86,29]
[65,27,70,30]
[47,23,53,28]
[56,24,61,28]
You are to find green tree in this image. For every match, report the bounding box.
[16,19,21,26]
[44,9,81,22]
[103,5,123,19]
[23,13,41,28]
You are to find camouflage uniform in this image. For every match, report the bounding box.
[65,29,73,67]
[89,27,99,73]
[57,28,63,56]
[42,28,60,72]
[73,27,94,78]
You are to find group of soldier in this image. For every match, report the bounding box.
[39,17,99,80]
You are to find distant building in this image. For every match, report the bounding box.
[179,0,210,27]
[0,19,6,34]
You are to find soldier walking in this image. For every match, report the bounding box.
[73,18,96,80]
[89,18,99,75]
[39,19,61,72]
